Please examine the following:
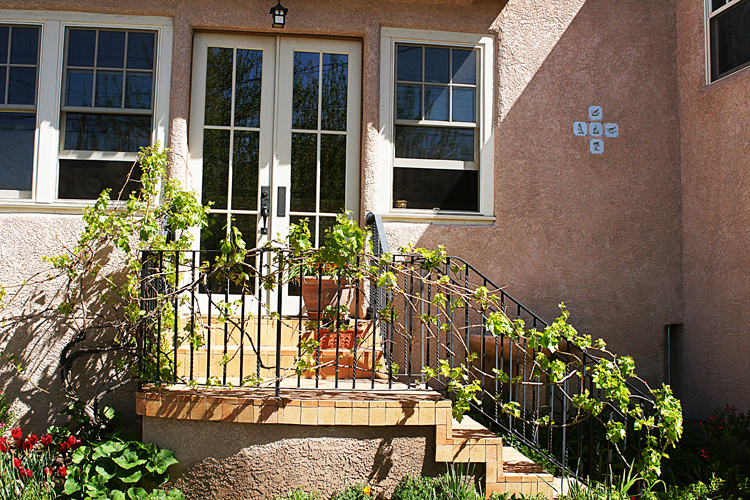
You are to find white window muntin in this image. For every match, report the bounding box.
[0,10,172,208]
[379,27,494,219]
[705,0,750,83]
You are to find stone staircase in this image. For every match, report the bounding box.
[142,315,560,497]
[137,385,558,498]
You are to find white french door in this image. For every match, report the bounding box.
[188,33,361,314]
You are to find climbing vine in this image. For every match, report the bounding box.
[0,147,682,486]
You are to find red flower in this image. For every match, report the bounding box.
[0,437,7,453]
[40,434,52,447]
[67,435,81,449]
[26,434,37,447]
[21,467,32,478]
[60,441,69,452]
[58,466,67,477]
[11,428,22,441]
[44,467,52,476]
[13,457,22,469]
[701,448,708,459]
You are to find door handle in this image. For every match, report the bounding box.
[260,186,270,234]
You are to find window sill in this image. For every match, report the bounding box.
[380,211,495,225]
[0,199,102,214]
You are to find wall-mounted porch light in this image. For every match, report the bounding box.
[270,1,288,28]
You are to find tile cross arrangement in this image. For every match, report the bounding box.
[573,105,619,154]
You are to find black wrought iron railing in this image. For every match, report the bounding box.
[137,214,657,483]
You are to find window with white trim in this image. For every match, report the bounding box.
[0,11,172,206]
[379,28,494,218]
[708,0,750,82]
[0,25,40,198]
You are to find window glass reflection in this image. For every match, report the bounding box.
[321,53,348,131]
[395,125,474,162]
[0,112,35,191]
[293,52,319,130]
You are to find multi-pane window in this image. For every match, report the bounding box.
[390,42,484,213]
[0,25,40,198]
[59,28,157,199]
[708,0,750,81]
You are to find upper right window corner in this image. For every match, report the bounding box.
[380,29,494,216]
[707,0,750,82]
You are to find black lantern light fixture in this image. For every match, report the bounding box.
[270,1,288,28]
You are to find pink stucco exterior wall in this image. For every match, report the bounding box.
[675,0,750,417]
[0,0,743,428]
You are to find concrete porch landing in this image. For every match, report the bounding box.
[137,384,555,498]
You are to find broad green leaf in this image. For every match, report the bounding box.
[120,469,144,483]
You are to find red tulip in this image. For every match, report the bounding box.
[58,466,67,477]
[11,428,22,441]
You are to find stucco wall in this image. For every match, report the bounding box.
[675,0,750,417]
[390,0,683,389]
[144,418,449,500]
[0,0,685,428]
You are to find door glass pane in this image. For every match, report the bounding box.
[95,71,124,107]
[67,30,96,67]
[64,113,151,151]
[235,49,263,128]
[0,68,5,104]
[10,27,38,65]
[205,47,233,127]
[290,132,317,212]
[393,167,478,212]
[452,88,475,123]
[66,70,93,107]
[424,85,449,121]
[0,112,35,191]
[395,125,474,162]
[319,216,336,245]
[201,129,230,209]
[424,47,449,83]
[8,67,36,105]
[231,130,259,210]
[320,134,345,213]
[452,49,476,85]
[397,45,421,82]
[97,31,125,68]
[200,212,228,293]
[125,72,153,109]
[290,215,316,249]
[127,32,155,70]
[321,53,347,131]
[292,52,319,130]
[229,214,258,294]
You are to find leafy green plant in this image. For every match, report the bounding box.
[0,391,14,430]
[329,482,372,500]
[62,437,179,500]
[274,488,320,500]
[697,404,750,499]
[393,465,482,500]
[392,474,440,500]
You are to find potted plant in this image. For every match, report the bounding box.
[287,212,370,320]
[309,304,372,349]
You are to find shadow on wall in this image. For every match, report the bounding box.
[0,246,141,434]
[408,0,682,394]
[144,418,452,500]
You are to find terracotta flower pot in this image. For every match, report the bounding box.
[300,276,367,319]
[315,327,368,349]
